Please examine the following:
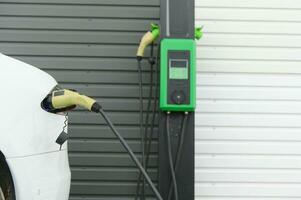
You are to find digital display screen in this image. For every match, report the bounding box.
[170,60,188,68]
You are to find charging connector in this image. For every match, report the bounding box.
[137,23,160,59]
[42,89,101,113]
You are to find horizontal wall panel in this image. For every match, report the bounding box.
[69,153,157,167]
[0,4,159,19]
[196,113,301,128]
[61,84,151,98]
[197,60,301,74]
[197,47,301,61]
[195,183,301,197]
[68,139,157,153]
[0,0,160,6]
[195,169,301,183]
[195,141,301,155]
[196,20,301,35]
[195,127,301,141]
[196,7,301,22]
[69,112,158,125]
[197,0,301,9]
[190,198,301,200]
[16,57,149,71]
[70,125,158,139]
[199,33,301,48]
[197,87,301,101]
[71,167,157,181]
[0,43,138,57]
[0,30,142,44]
[70,197,156,200]
[195,155,301,169]
[197,73,301,87]
[70,182,153,195]
[195,198,301,200]
[47,71,153,84]
[196,100,301,114]
[0,17,157,31]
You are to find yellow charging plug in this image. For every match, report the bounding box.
[136,24,160,59]
[50,89,101,113]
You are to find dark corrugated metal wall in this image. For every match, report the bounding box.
[0,0,159,199]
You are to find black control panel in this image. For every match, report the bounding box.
[167,50,190,105]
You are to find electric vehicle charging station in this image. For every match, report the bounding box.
[160,39,196,111]
[0,0,201,199]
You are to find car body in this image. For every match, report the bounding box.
[0,53,71,200]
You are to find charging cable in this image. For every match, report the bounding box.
[98,108,163,200]
[167,112,189,200]
[166,112,178,200]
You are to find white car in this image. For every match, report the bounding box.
[0,54,71,200]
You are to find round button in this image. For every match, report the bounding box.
[171,90,186,104]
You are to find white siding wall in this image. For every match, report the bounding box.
[195,0,301,199]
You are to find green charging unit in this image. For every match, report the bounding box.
[160,38,196,112]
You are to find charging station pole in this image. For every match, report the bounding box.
[158,0,195,199]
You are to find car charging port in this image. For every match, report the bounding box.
[41,86,77,114]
